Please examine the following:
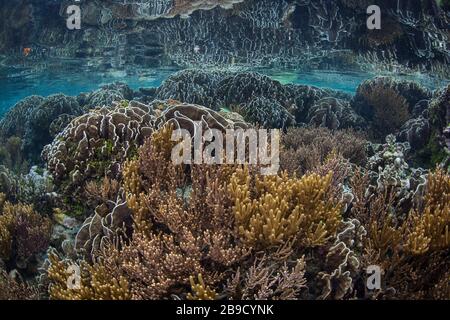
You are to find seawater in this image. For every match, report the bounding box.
[1,59,448,118]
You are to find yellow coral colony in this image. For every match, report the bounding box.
[229,168,342,248]
[187,274,218,300]
[405,169,450,255]
[47,252,131,300]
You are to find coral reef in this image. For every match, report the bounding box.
[0,94,84,164]
[404,169,450,255]
[307,97,365,130]
[0,195,52,271]
[0,165,54,210]
[156,69,361,129]
[42,101,155,202]
[229,168,342,248]
[187,274,218,300]
[280,127,368,176]
[0,66,449,301]
[155,69,227,110]
[353,78,412,138]
[0,268,39,300]
[78,83,134,110]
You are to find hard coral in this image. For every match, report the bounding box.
[280,127,368,176]
[187,274,218,300]
[47,250,131,300]
[225,253,307,300]
[307,97,365,130]
[43,101,155,200]
[405,169,450,255]
[0,268,39,300]
[0,198,51,269]
[48,126,246,300]
[229,168,342,248]
[0,94,83,163]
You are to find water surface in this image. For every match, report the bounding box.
[1,59,448,117]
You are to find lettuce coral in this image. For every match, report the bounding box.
[42,101,155,202]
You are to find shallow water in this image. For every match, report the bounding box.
[0,59,448,117]
[0,60,179,117]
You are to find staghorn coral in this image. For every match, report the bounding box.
[187,274,218,300]
[45,126,246,299]
[348,167,450,299]
[229,168,342,248]
[46,250,131,300]
[38,116,450,301]
[404,169,450,255]
[224,253,307,300]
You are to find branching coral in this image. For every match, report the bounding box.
[229,168,342,248]
[404,169,450,255]
[45,125,247,300]
[187,274,218,300]
[47,250,131,300]
[0,268,39,300]
[225,253,308,300]
[349,167,450,299]
[0,199,51,269]
[280,127,368,176]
